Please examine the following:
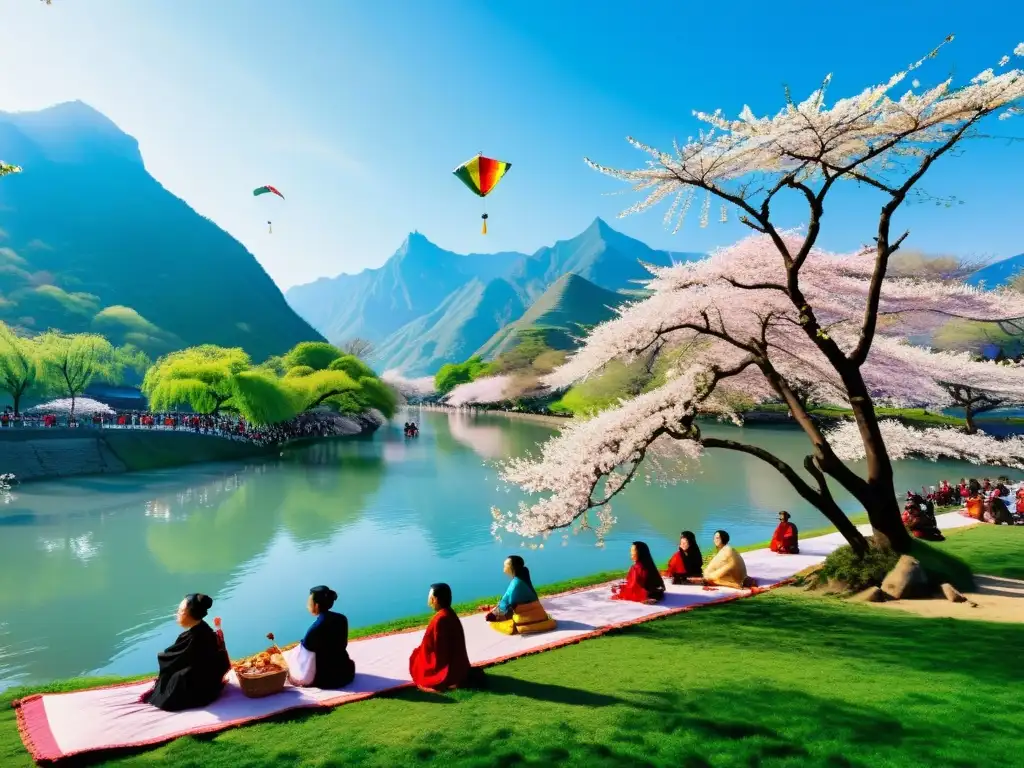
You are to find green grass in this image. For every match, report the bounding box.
[925,523,1024,580]
[3,572,1020,766]
[2,523,1017,767]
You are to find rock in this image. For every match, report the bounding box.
[941,583,968,603]
[850,586,887,603]
[825,578,851,595]
[881,555,930,600]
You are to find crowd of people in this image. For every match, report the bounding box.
[913,476,1024,531]
[0,408,356,448]
[141,518,805,712]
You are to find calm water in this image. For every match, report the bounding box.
[1,409,1019,691]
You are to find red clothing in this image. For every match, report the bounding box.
[665,551,700,580]
[611,563,665,603]
[409,608,470,691]
[1015,489,1024,515]
[769,522,799,554]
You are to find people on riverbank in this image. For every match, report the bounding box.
[664,531,703,584]
[485,556,556,635]
[703,530,752,589]
[403,422,419,437]
[769,512,800,554]
[409,583,483,691]
[141,594,230,712]
[903,493,945,541]
[612,541,666,604]
[282,586,356,689]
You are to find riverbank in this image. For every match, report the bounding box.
[0,413,383,483]
[419,401,1024,435]
[1,522,1017,767]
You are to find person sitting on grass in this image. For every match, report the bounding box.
[282,585,356,689]
[769,511,800,554]
[484,556,557,634]
[903,493,946,541]
[664,531,703,584]
[611,541,666,604]
[141,593,231,712]
[703,530,752,589]
[409,583,484,692]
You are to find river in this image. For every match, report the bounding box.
[1,408,1018,692]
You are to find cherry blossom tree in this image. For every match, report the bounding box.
[492,38,1024,555]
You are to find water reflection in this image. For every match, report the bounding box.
[1,411,1020,691]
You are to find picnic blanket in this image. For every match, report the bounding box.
[14,511,978,763]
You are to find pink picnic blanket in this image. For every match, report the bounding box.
[13,512,978,763]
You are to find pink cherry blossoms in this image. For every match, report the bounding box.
[492,38,1024,548]
[826,420,1024,469]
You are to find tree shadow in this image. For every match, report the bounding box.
[485,675,626,708]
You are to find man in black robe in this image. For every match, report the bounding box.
[142,593,231,712]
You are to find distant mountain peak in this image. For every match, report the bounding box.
[0,100,142,165]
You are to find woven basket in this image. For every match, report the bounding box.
[236,666,287,698]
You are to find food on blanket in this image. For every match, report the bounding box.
[610,542,666,603]
[142,593,231,711]
[410,583,478,691]
[235,633,287,677]
[665,531,703,582]
[703,530,749,589]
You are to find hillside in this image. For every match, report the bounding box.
[475,273,629,360]
[370,278,525,375]
[288,217,702,376]
[0,101,321,359]
[284,232,526,344]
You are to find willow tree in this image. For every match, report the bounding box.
[492,38,1024,554]
[284,341,343,372]
[142,345,251,415]
[36,332,119,417]
[0,323,46,416]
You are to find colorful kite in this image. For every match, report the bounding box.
[453,154,511,234]
[253,185,284,234]
[253,185,285,199]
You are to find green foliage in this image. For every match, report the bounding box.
[352,376,398,418]
[328,354,375,380]
[143,345,251,414]
[36,331,119,410]
[284,341,342,372]
[552,358,652,416]
[0,161,22,177]
[818,540,900,592]
[257,355,287,376]
[230,370,303,425]
[0,322,46,414]
[284,365,315,379]
[435,356,491,394]
[284,369,359,411]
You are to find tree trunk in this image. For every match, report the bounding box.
[845,383,913,553]
[12,390,21,418]
[964,403,977,435]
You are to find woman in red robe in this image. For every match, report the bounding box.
[664,531,703,584]
[612,541,666,603]
[769,511,799,554]
[409,583,480,692]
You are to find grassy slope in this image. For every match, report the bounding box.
[474,273,628,360]
[2,521,1018,767]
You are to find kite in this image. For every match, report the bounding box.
[453,154,510,234]
[253,185,285,199]
[253,185,284,234]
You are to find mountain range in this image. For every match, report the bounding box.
[0,101,321,360]
[286,218,701,376]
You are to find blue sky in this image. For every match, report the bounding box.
[1,0,1022,289]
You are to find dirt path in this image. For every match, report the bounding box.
[871,575,1024,624]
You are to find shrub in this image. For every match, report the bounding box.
[818,539,899,592]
